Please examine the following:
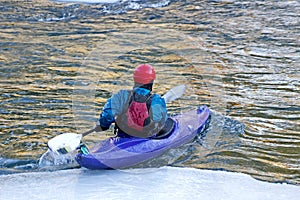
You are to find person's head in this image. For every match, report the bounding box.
[133,64,156,91]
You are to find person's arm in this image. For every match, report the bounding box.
[82,90,129,137]
[151,94,168,123]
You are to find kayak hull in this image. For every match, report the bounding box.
[75,105,210,169]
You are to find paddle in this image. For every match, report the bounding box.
[162,84,186,103]
[48,84,186,155]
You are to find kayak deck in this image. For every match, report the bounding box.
[75,105,210,169]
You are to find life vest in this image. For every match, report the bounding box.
[116,90,158,138]
[127,98,150,131]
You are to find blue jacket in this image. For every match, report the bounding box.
[99,87,167,133]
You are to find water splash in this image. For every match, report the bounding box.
[38,150,79,169]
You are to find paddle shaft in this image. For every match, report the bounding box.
[82,125,103,137]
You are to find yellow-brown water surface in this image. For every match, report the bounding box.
[0,0,299,185]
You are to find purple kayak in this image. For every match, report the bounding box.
[75,105,210,169]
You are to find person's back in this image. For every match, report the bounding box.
[98,64,169,138]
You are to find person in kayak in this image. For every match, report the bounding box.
[83,64,174,139]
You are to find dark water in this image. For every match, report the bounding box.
[0,0,299,185]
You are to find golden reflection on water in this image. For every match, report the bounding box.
[0,0,299,184]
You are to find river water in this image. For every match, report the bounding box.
[0,0,299,185]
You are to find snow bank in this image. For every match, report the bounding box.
[1,167,299,200]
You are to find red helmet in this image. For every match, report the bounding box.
[133,64,156,84]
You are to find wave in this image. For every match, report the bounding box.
[35,0,172,22]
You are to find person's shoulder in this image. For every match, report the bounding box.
[152,93,162,99]
[113,89,130,95]
[151,93,166,104]
[117,89,130,93]
[112,89,131,99]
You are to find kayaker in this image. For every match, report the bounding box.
[83,64,174,138]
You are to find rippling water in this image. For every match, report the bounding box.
[0,0,299,185]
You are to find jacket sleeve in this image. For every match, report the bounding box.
[99,90,129,129]
[150,94,168,124]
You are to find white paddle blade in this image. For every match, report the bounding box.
[162,84,186,103]
[48,133,82,154]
